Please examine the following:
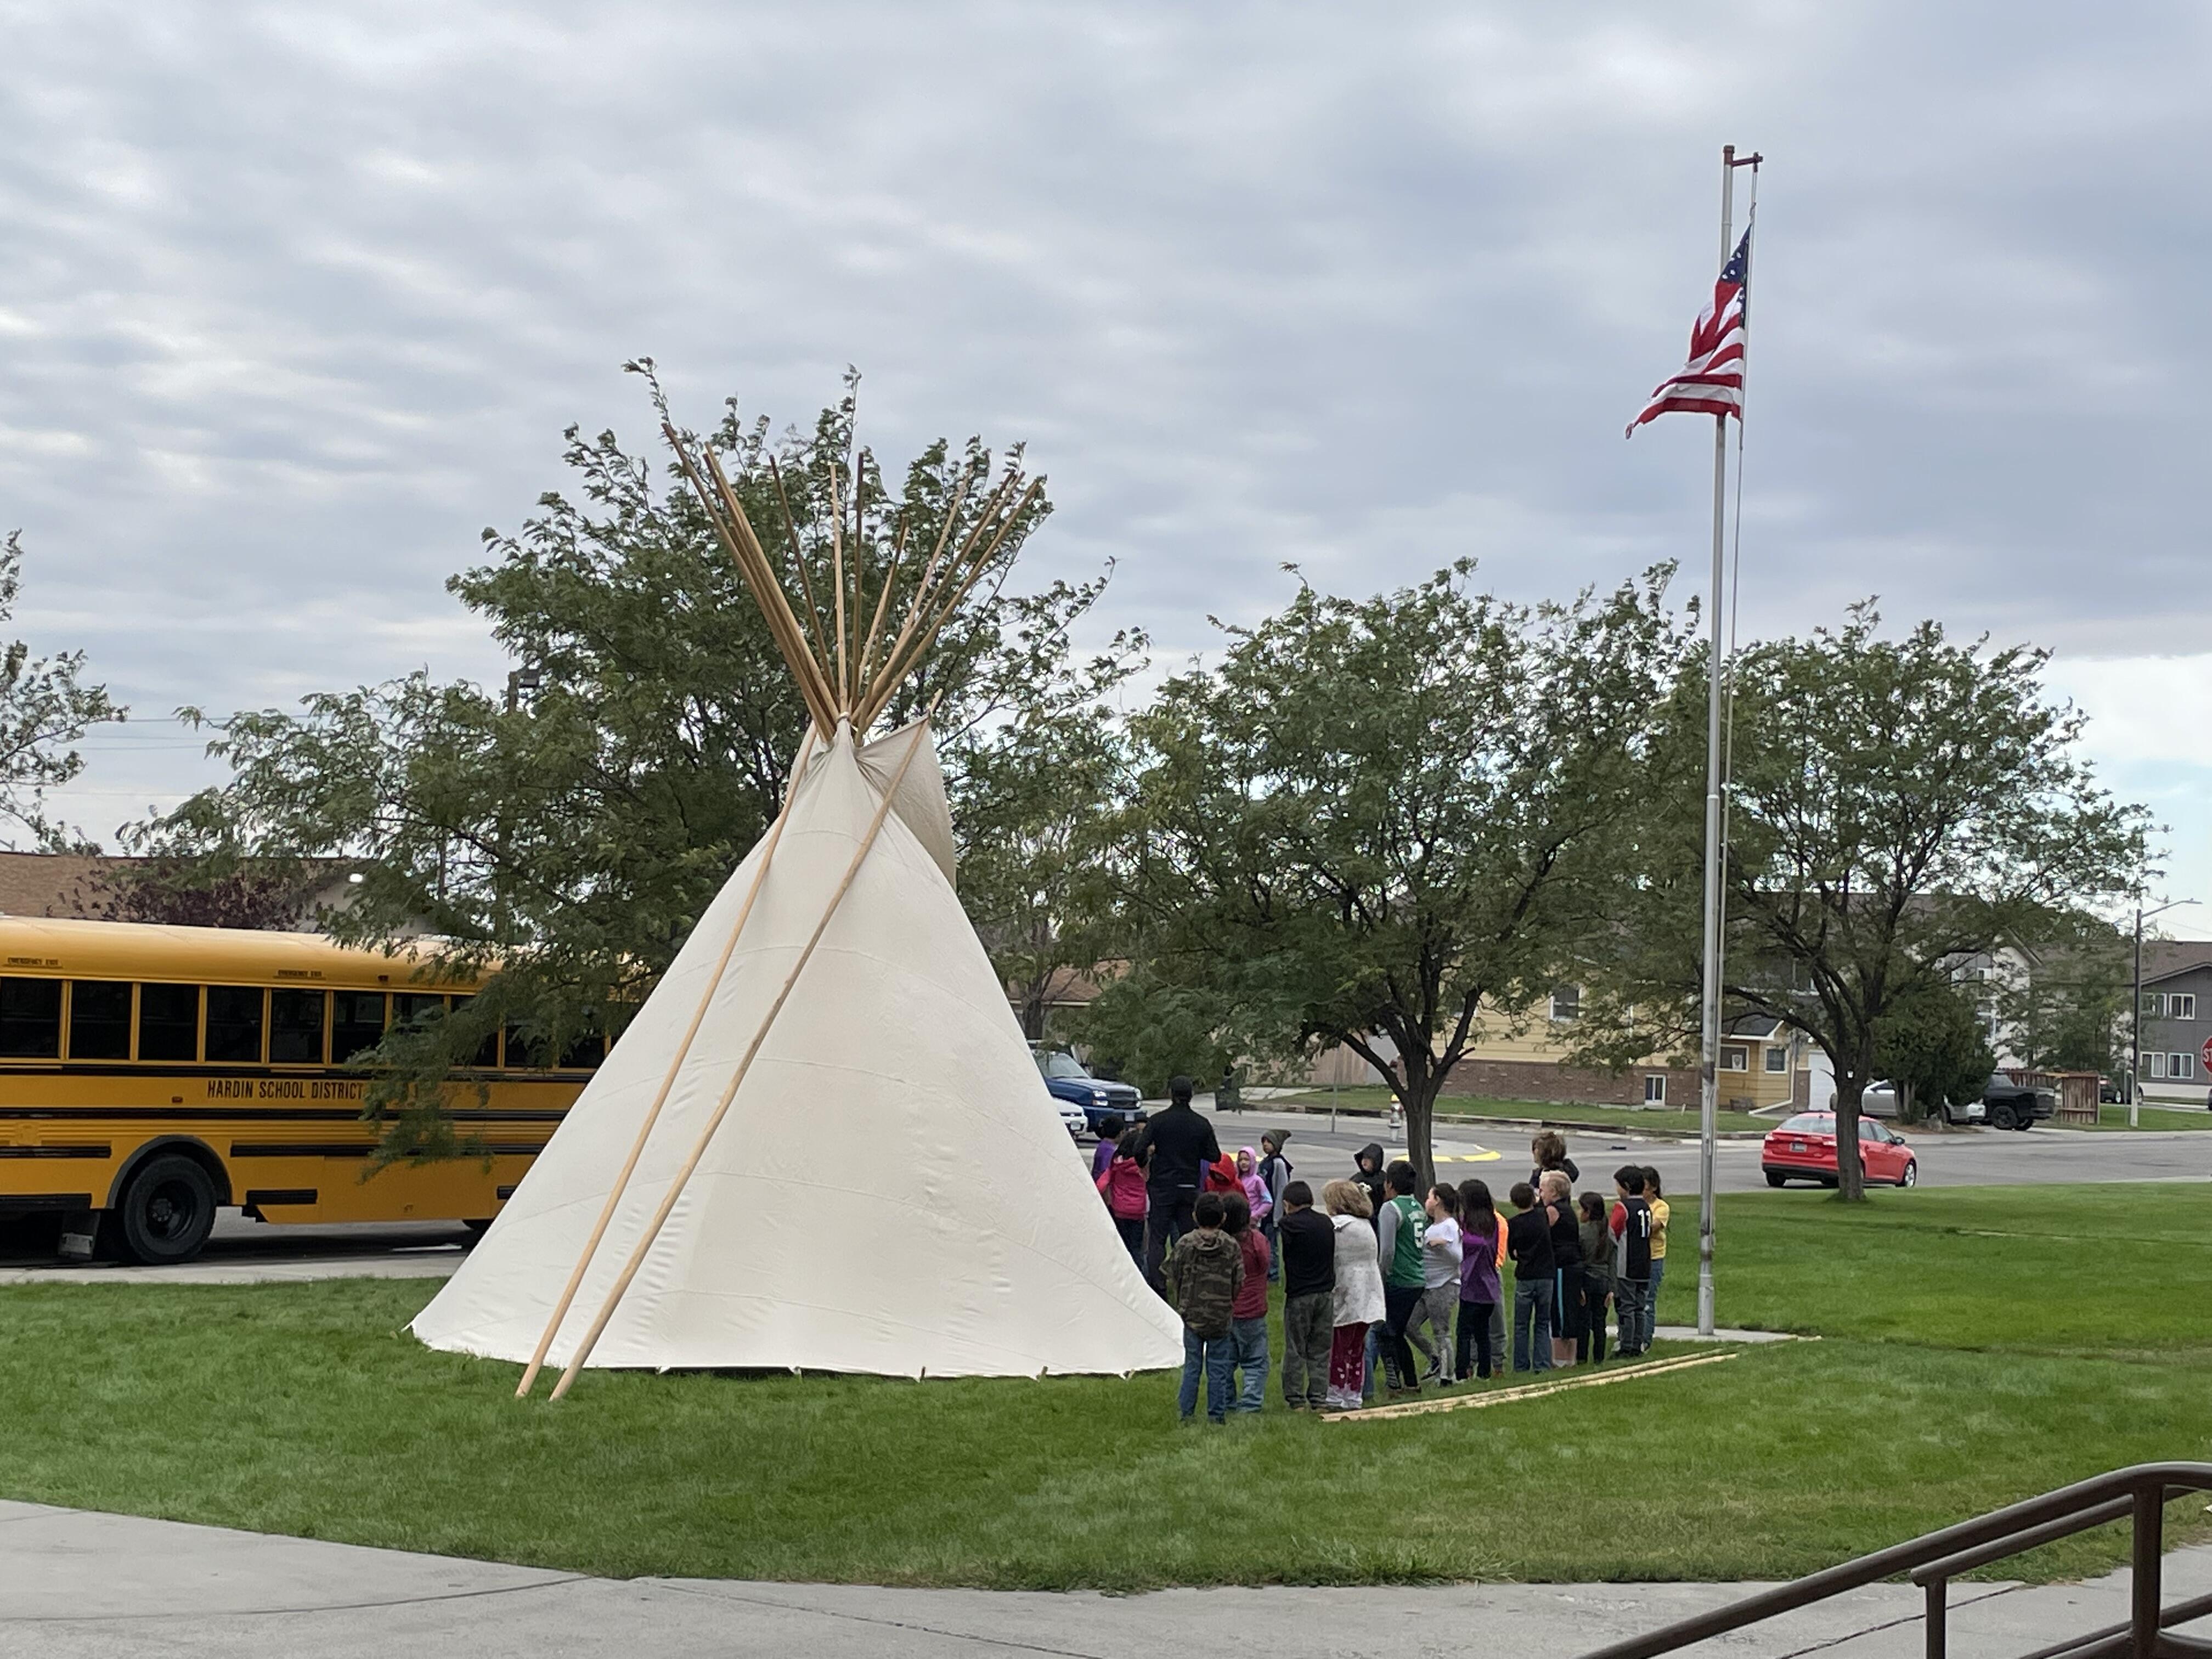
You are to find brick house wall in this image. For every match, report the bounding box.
[1437,1057,1712,1110]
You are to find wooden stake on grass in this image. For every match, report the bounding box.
[547,715,939,1400]
[1319,1348,1744,1423]
[513,725,820,1399]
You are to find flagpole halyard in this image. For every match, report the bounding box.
[1694,142,1760,1341]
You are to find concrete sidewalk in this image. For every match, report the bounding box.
[5,1499,2210,1659]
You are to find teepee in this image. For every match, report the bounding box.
[411,413,1182,1392]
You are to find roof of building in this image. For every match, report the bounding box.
[0,852,122,918]
[0,852,354,921]
[1726,1014,1784,1039]
[2140,940,2212,986]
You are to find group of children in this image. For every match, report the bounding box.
[1153,1130,1672,1420]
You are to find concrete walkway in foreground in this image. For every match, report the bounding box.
[4,1499,2209,1659]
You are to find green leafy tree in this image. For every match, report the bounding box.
[135,374,1113,1161]
[1069,962,1238,1099]
[1871,979,1996,1123]
[0,532,126,848]
[1991,922,2130,1076]
[1588,605,2147,1199]
[1096,561,1688,1192]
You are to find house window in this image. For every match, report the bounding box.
[1550,986,1581,1022]
[2142,992,2166,1018]
[2171,995,2197,1020]
[1719,1045,1749,1071]
[1764,1047,1788,1073]
[1643,1074,1666,1104]
[2172,1053,2196,1080]
[2149,1052,2169,1079]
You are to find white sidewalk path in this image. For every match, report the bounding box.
[4,1499,2209,1659]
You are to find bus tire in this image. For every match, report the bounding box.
[116,1153,218,1265]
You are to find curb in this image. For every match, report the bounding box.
[1208,1101,1770,1143]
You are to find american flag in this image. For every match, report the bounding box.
[1626,227,1751,436]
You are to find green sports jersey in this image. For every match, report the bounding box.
[1384,1194,1426,1287]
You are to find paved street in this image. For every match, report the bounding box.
[1198,1103,2212,1194]
[3,1498,2209,1659]
[2,1110,2203,1283]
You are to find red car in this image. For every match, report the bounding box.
[1762,1111,1918,1188]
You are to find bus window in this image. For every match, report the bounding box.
[503,1025,547,1070]
[0,978,61,1058]
[558,1031,605,1071]
[69,980,133,1060]
[270,989,326,1064]
[139,983,200,1062]
[206,986,266,1064]
[331,991,387,1063]
[449,995,499,1068]
[392,993,442,1030]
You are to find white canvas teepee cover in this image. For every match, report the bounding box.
[411,721,1182,1379]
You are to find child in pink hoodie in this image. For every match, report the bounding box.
[1236,1147,1272,1228]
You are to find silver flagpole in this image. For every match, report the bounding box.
[1694,144,1740,1341]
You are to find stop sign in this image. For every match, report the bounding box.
[2199,1035,2212,1074]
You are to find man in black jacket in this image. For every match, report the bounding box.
[1136,1076,1221,1291]
[1274,1181,1336,1409]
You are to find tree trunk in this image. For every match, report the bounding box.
[1399,1059,1440,1197]
[1833,1074,1868,1201]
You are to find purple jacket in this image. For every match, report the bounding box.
[1459,1215,1502,1304]
[1091,1137,1117,1180]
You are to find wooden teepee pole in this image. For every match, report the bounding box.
[862,466,975,710]
[513,725,819,1399]
[765,453,834,687]
[668,436,840,737]
[859,477,1044,732]
[827,449,849,712]
[547,716,938,1400]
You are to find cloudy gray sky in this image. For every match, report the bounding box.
[3,2,2209,911]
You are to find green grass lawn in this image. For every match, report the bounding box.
[1,1183,2207,1588]
[2079,1102,2212,1131]
[1267,1085,1769,1137]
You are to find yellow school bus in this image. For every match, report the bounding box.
[0,916,592,1263]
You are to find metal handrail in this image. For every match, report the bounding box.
[1579,1462,2212,1659]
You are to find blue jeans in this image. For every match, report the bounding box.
[1513,1274,1554,1372]
[1615,1276,1650,1355]
[1362,1323,1380,1401]
[1229,1316,1269,1413]
[1179,1325,1235,1421]
[1645,1258,1667,1345]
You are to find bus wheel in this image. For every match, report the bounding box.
[116,1154,218,1265]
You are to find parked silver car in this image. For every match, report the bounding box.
[1836,1079,1984,1126]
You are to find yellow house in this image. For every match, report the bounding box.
[1429,988,1805,1113]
